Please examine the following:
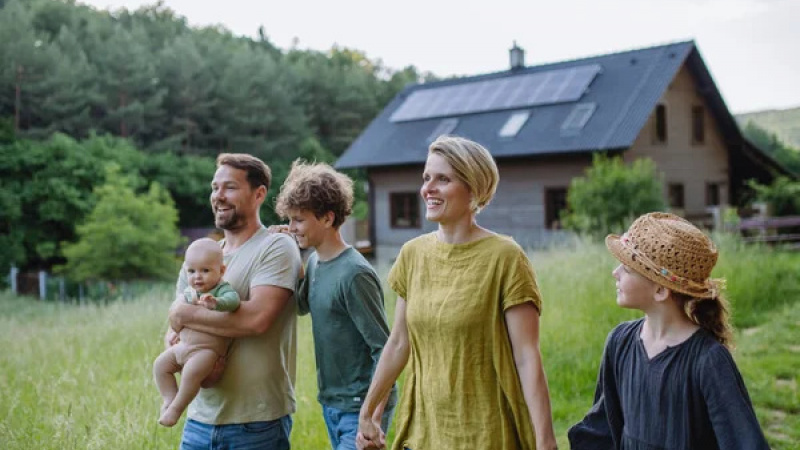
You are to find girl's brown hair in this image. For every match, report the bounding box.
[676,292,735,349]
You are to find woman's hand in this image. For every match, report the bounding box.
[356,414,386,450]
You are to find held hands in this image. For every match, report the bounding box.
[356,414,386,450]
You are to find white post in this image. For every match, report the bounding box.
[9,266,18,294]
[38,270,47,300]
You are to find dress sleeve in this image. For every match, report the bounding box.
[568,330,621,450]
[387,244,409,300]
[501,247,542,313]
[700,345,770,450]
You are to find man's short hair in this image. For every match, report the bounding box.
[216,153,271,191]
[275,159,353,228]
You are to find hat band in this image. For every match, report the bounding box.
[620,233,722,297]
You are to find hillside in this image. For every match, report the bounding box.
[737,107,800,149]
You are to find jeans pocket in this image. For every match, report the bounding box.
[241,420,279,434]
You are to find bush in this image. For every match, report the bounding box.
[562,155,666,237]
[59,165,183,282]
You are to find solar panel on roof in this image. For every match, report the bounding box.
[390,64,601,122]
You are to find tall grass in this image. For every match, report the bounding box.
[0,238,797,449]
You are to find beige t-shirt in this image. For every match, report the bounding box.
[175,228,303,424]
[388,232,542,450]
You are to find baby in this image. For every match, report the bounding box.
[153,238,239,427]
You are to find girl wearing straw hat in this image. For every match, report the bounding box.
[568,212,770,449]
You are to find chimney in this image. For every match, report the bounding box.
[509,41,525,70]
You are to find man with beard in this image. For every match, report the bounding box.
[166,153,303,449]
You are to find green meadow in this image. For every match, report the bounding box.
[1,238,798,449]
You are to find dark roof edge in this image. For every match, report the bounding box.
[403,39,697,92]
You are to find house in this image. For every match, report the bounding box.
[335,40,788,258]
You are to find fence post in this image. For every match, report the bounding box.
[59,277,66,302]
[10,266,18,294]
[78,283,85,305]
[39,270,47,300]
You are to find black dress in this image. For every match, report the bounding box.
[568,319,770,450]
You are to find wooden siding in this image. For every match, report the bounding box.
[626,64,730,219]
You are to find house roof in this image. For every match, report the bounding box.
[336,41,764,170]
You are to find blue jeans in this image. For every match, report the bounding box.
[321,404,395,450]
[180,416,292,450]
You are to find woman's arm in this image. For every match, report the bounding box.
[357,297,410,450]
[505,302,558,450]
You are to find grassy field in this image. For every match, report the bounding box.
[0,239,798,449]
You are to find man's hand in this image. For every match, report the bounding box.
[197,294,218,310]
[169,301,196,333]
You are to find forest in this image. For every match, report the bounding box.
[0,0,434,273]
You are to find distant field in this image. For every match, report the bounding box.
[737,106,800,149]
[0,238,797,449]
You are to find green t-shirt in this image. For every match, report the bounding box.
[296,247,398,412]
[388,232,542,450]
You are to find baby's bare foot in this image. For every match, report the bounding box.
[159,407,181,427]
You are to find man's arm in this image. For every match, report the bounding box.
[170,284,292,338]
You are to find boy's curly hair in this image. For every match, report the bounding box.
[275,159,353,228]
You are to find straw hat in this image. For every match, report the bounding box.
[605,212,724,299]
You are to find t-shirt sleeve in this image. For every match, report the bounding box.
[250,233,303,292]
[387,244,409,300]
[700,345,770,450]
[346,270,391,364]
[500,247,542,313]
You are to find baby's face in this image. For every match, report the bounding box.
[185,251,224,293]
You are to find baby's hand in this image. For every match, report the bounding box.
[197,294,218,310]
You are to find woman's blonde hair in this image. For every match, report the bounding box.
[429,136,499,213]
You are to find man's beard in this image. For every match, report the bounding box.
[214,207,244,230]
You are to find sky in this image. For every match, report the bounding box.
[78,0,800,114]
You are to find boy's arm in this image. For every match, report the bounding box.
[296,271,310,316]
[346,271,391,363]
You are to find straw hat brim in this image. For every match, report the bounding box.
[605,233,714,298]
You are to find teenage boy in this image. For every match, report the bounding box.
[274,160,397,450]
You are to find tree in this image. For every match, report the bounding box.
[562,155,666,237]
[746,176,800,216]
[60,165,182,282]
[742,121,800,176]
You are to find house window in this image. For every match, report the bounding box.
[561,102,597,135]
[498,111,530,138]
[692,105,705,144]
[427,118,459,143]
[390,193,420,228]
[544,188,568,230]
[668,183,684,209]
[654,104,667,143]
[706,182,720,206]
